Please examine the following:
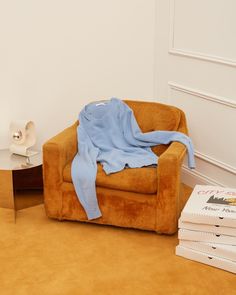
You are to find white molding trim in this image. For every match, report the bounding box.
[181,165,226,188]
[169,48,236,68]
[195,151,236,175]
[169,0,236,67]
[168,82,236,175]
[168,81,236,109]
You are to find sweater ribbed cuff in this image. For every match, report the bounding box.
[86,208,102,220]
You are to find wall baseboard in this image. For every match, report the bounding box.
[181,165,226,188]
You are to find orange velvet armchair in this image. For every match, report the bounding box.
[43,100,189,234]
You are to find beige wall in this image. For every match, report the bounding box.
[1,0,235,188]
[155,0,236,187]
[0,0,156,149]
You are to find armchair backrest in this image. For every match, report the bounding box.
[124,100,188,156]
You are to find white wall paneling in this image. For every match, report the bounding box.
[155,0,236,187]
[169,0,236,67]
[168,82,236,168]
[168,81,236,184]
[168,82,236,187]
[168,82,236,109]
[168,81,236,175]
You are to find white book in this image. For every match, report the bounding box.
[181,185,236,227]
[178,219,236,236]
[178,228,236,245]
[176,245,236,274]
[179,240,236,262]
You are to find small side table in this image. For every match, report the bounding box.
[0,149,42,222]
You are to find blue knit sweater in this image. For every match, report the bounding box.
[71,98,195,220]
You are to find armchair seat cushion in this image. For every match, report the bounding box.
[63,162,158,194]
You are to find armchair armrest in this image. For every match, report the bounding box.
[43,121,78,187]
[43,121,78,218]
[159,141,186,166]
[156,141,187,234]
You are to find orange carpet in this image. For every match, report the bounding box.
[0,190,235,295]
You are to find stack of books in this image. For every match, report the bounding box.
[176,185,236,274]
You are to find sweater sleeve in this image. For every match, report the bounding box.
[71,125,102,219]
[119,100,196,169]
